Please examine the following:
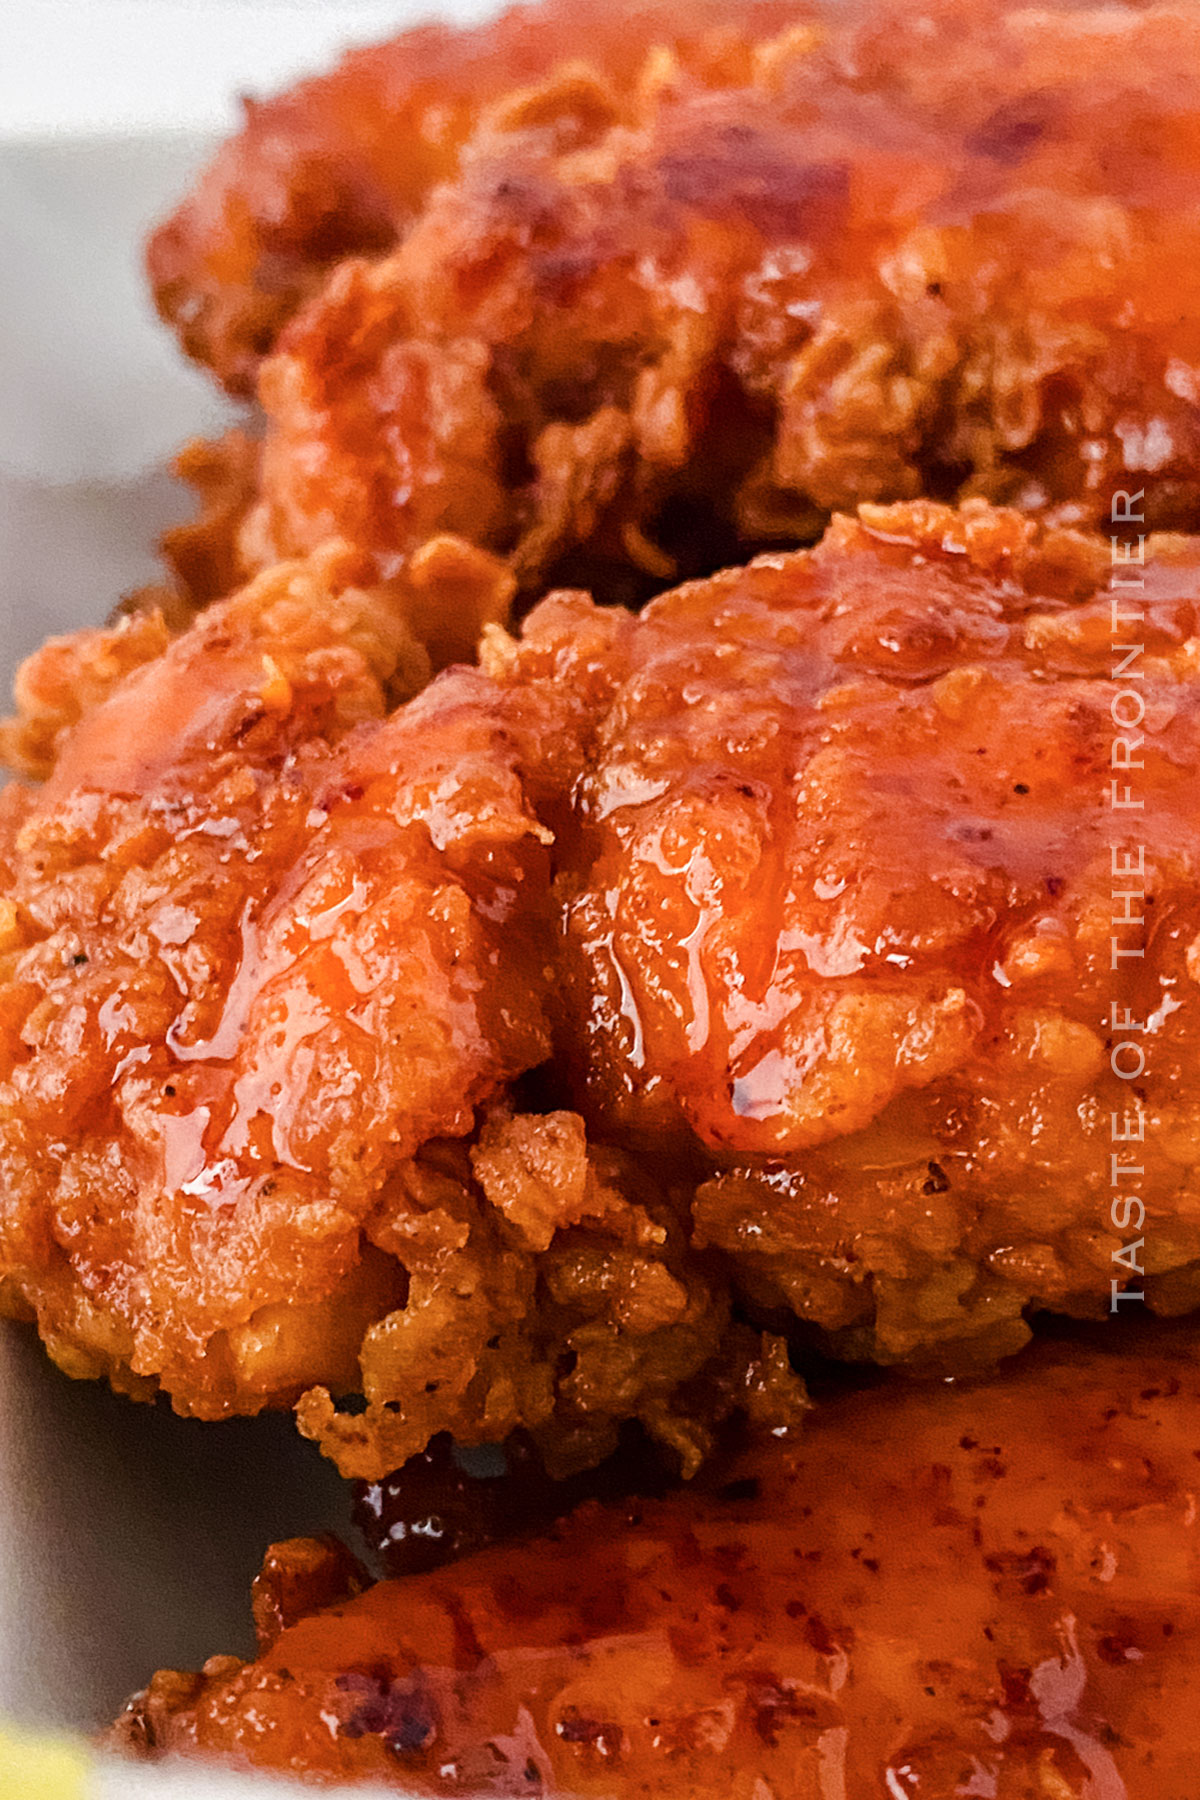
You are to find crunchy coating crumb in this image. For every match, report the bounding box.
[146,0,803,395]
[0,547,549,1435]
[111,1327,1200,1796]
[0,535,516,779]
[300,1111,803,1482]
[157,429,262,615]
[243,0,1200,602]
[115,430,263,645]
[250,1535,372,1653]
[0,548,802,1474]
[0,609,172,782]
[485,500,1200,1363]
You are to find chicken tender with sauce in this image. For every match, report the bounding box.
[244,0,1200,604]
[113,1326,1200,1796]
[481,500,1200,1363]
[0,545,798,1472]
[0,528,515,782]
[147,0,802,396]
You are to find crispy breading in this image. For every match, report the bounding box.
[0,548,801,1474]
[157,429,261,613]
[0,608,172,782]
[147,0,803,395]
[243,0,1200,605]
[482,500,1200,1363]
[115,431,263,645]
[300,1112,802,1482]
[0,547,546,1429]
[112,1327,1200,1795]
[0,535,515,779]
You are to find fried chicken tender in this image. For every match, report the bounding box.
[113,1326,1200,1795]
[0,432,267,781]
[147,0,803,396]
[244,0,1200,602]
[0,546,800,1474]
[0,530,515,781]
[479,499,1200,1365]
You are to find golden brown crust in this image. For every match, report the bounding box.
[1,535,516,781]
[485,500,1200,1363]
[146,0,803,395]
[244,0,1200,601]
[299,1112,803,1482]
[0,609,172,782]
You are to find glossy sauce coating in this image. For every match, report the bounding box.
[116,1327,1200,1796]
[485,501,1200,1363]
[0,543,802,1475]
[248,0,1200,598]
[0,546,546,1412]
[353,1427,679,1581]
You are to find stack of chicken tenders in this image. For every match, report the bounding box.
[3,0,1200,1790]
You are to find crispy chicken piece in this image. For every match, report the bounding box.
[481,500,1200,1364]
[0,531,514,781]
[6,499,1197,1437]
[147,0,803,396]
[0,433,266,782]
[113,1325,1200,1795]
[0,545,800,1473]
[246,0,1200,602]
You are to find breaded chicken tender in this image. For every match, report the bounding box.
[0,530,514,782]
[113,1326,1200,1796]
[244,0,1200,602]
[0,430,268,782]
[0,545,800,1475]
[481,500,1200,1364]
[147,0,802,395]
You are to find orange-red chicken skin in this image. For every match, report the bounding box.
[114,1327,1200,1796]
[4,0,1199,1788]
[0,540,802,1476]
[237,0,1200,604]
[482,500,1200,1364]
[5,498,1200,1457]
[147,0,804,396]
